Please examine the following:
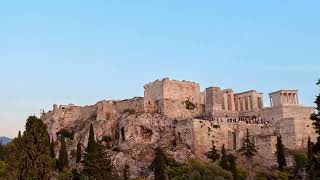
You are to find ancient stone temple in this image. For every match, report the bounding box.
[41,77,317,178]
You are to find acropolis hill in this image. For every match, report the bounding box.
[41,77,317,178]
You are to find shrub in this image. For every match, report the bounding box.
[185,99,196,110]
[101,135,112,142]
[58,168,73,180]
[237,167,247,180]
[293,152,308,169]
[278,171,288,180]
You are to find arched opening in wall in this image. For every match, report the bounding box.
[121,127,125,141]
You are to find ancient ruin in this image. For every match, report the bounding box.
[42,77,317,178]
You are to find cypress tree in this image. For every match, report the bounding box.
[276,135,287,171]
[237,129,257,180]
[76,142,81,163]
[123,163,130,180]
[309,79,320,179]
[86,123,96,157]
[0,140,3,161]
[50,138,55,158]
[150,147,168,180]
[18,116,52,180]
[228,154,238,180]
[18,131,21,139]
[220,144,229,170]
[58,137,68,171]
[206,144,220,162]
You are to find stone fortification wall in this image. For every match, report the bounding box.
[144,78,202,118]
[175,118,276,160]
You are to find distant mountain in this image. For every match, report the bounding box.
[0,136,12,145]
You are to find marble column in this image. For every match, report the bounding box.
[223,93,228,110]
[242,98,246,111]
[247,96,252,111]
[230,92,235,111]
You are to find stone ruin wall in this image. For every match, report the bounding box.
[262,106,317,149]
[144,78,203,118]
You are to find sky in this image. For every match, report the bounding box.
[0,1,320,138]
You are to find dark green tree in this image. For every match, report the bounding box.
[206,144,220,162]
[58,137,68,171]
[228,154,237,180]
[83,143,113,179]
[276,135,287,171]
[123,163,130,180]
[237,129,257,180]
[50,138,55,158]
[86,123,96,158]
[76,142,82,163]
[0,140,3,161]
[309,79,320,179]
[220,144,229,170]
[82,123,113,179]
[18,116,52,180]
[150,147,168,180]
[18,131,21,139]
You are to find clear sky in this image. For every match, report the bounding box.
[1,1,320,138]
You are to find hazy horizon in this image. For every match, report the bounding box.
[1,1,320,138]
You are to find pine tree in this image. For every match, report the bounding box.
[150,147,168,180]
[58,137,68,171]
[276,135,287,171]
[220,144,229,170]
[50,138,55,158]
[123,163,130,180]
[76,142,81,163]
[237,129,257,180]
[228,154,237,180]
[206,144,220,162]
[18,116,52,180]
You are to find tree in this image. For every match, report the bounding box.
[276,135,287,171]
[50,138,55,158]
[82,123,114,179]
[150,147,168,180]
[83,143,113,179]
[58,137,68,171]
[76,142,82,163]
[309,79,320,179]
[206,144,220,162]
[228,154,238,180]
[220,144,229,170]
[123,163,130,180]
[237,129,257,180]
[18,116,52,180]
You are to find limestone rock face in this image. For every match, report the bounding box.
[42,103,196,178]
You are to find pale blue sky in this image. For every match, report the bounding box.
[1,1,320,137]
